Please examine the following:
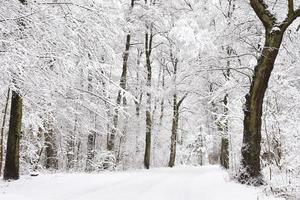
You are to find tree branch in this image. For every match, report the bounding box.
[295,8,300,17]
[279,0,300,30]
[288,0,294,16]
[177,93,188,109]
[250,0,277,29]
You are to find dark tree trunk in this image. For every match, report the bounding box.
[240,32,283,185]
[144,31,153,169]
[239,0,300,185]
[3,91,22,180]
[168,54,186,167]
[3,0,26,180]
[168,93,186,167]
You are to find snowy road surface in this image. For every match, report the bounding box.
[0,166,279,200]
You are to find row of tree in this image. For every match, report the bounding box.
[1,0,300,197]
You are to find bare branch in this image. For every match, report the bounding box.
[279,1,300,30]
[250,0,277,29]
[177,93,188,109]
[288,0,294,16]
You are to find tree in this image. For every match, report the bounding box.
[168,52,187,167]
[3,0,27,180]
[144,29,153,169]
[107,0,134,153]
[239,0,300,185]
[3,90,23,180]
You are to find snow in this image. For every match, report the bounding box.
[0,166,281,200]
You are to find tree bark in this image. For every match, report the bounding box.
[44,122,58,170]
[220,0,235,170]
[3,91,23,180]
[240,32,283,185]
[144,31,153,169]
[3,0,26,180]
[239,0,300,185]
[220,51,231,169]
[220,94,229,169]
[168,94,179,167]
[168,93,186,167]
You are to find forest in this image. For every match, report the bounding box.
[0,0,300,199]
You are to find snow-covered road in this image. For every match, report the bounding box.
[0,166,279,200]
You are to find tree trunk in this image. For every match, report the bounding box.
[239,0,300,185]
[107,0,134,152]
[144,31,153,169]
[168,94,179,167]
[66,133,75,170]
[44,124,58,170]
[220,54,231,169]
[220,94,229,169]
[107,34,131,152]
[239,32,283,185]
[159,66,165,125]
[85,132,95,172]
[3,90,22,180]
[0,88,10,176]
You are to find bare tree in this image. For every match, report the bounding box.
[107,0,134,153]
[144,29,153,169]
[239,0,300,185]
[3,90,23,180]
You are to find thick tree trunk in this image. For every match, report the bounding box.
[0,88,10,176]
[239,32,283,185]
[3,90,22,180]
[238,0,300,186]
[3,0,26,181]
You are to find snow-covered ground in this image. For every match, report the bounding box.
[0,166,280,200]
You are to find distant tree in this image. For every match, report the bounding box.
[144,29,153,169]
[108,0,134,153]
